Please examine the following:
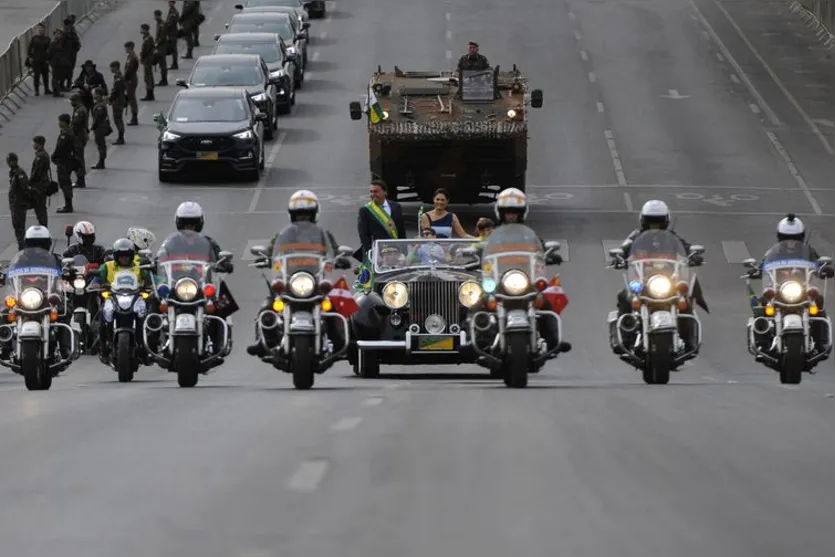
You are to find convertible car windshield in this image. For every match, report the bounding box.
[373,239,479,272]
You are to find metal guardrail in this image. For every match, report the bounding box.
[0,0,109,124]
[791,0,835,47]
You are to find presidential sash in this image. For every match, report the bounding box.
[366,201,398,239]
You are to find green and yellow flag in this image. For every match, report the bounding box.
[368,85,384,124]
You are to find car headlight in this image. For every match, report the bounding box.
[507,109,517,118]
[20,288,43,310]
[289,272,316,297]
[233,129,253,140]
[116,295,133,310]
[501,270,530,295]
[382,281,408,309]
[251,93,267,102]
[175,278,199,301]
[780,281,804,303]
[458,280,483,308]
[646,275,673,298]
[73,277,86,290]
[162,131,180,141]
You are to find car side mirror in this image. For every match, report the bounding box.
[302,22,311,29]
[349,101,363,121]
[213,34,220,41]
[337,245,354,257]
[225,23,229,29]
[255,112,268,122]
[742,258,757,268]
[608,247,624,259]
[61,257,74,267]
[234,3,243,8]
[218,251,233,262]
[268,76,281,85]
[64,224,74,238]
[544,240,561,252]
[819,256,833,266]
[530,89,543,109]
[250,245,268,257]
[175,78,187,87]
[688,245,705,256]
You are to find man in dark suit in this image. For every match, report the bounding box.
[355,179,407,261]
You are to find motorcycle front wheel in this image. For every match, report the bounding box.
[116,331,134,383]
[291,335,315,390]
[504,332,529,388]
[22,341,51,391]
[780,334,804,385]
[644,332,672,385]
[174,336,200,388]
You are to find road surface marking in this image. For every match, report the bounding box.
[574,30,582,40]
[603,130,627,186]
[712,0,833,154]
[597,102,605,113]
[623,192,634,212]
[248,131,286,213]
[569,11,576,20]
[361,396,384,406]
[588,72,596,82]
[445,29,452,40]
[721,241,752,263]
[446,50,452,60]
[332,417,363,431]
[764,130,822,214]
[749,103,760,114]
[730,74,740,83]
[690,1,780,126]
[580,50,588,61]
[311,51,320,61]
[287,460,329,491]
[715,52,725,61]
[445,12,451,20]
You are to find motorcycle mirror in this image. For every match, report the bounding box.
[234,3,243,8]
[544,240,561,252]
[608,247,624,259]
[250,245,267,257]
[138,249,152,259]
[742,258,757,268]
[688,244,705,256]
[218,250,233,261]
[819,256,833,266]
[337,244,354,256]
[61,257,74,267]
[64,225,74,237]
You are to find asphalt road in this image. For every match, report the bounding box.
[0,0,834,555]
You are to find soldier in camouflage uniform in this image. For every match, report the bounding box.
[456,41,490,72]
[27,23,52,96]
[109,61,127,145]
[180,0,202,59]
[62,17,81,90]
[123,41,140,122]
[153,10,169,87]
[6,153,34,249]
[52,113,77,213]
[29,136,50,228]
[70,93,88,188]
[139,24,155,101]
[90,88,112,169]
[166,0,180,70]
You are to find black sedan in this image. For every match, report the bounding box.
[154,87,267,182]
[236,0,325,19]
[174,53,280,140]
[211,33,297,114]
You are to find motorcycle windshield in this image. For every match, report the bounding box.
[762,241,817,289]
[272,222,327,278]
[482,224,543,277]
[627,230,689,284]
[157,231,215,284]
[111,270,140,293]
[7,248,60,295]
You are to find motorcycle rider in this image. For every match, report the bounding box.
[62,220,107,263]
[247,190,349,357]
[94,238,153,361]
[492,188,571,354]
[613,200,703,353]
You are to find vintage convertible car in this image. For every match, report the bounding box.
[350,238,487,377]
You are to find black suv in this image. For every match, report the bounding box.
[175,53,281,139]
[154,87,267,182]
[211,33,297,114]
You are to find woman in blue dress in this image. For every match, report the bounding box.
[419,188,474,239]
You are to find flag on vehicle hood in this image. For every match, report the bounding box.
[368,85,384,124]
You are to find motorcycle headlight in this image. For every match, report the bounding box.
[646,275,673,298]
[382,281,408,309]
[19,288,43,310]
[501,270,530,295]
[116,294,133,310]
[73,277,86,290]
[780,281,804,303]
[162,131,180,141]
[233,129,253,140]
[458,280,483,308]
[251,93,267,102]
[289,272,316,297]
[175,278,199,301]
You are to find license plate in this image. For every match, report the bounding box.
[196,152,218,160]
[418,336,454,351]
[175,314,196,330]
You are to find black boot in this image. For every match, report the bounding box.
[140,93,154,101]
[113,135,125,145]
[247,343,267,357]
[92,159,105,170]
[127,115,139,126]
[57,205,73,213]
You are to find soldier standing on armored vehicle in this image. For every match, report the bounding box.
[457,41,489,72]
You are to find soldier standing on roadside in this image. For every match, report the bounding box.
[123,41,139,123]
[166,0,180,70]
[62,17,81,90]
[180,0,201,59]
[153,10,169,87]
[27,23,51,96]
[139,24,155,101]
[48,29,68,97]
[29,136,51,228]
[70,94,88,188]
[109,61,127,145]
[90,88,111,170]
[7,153,34,250]
[52,114,77,214]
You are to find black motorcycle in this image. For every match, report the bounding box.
[100,268,151,382]
[63,254,102,354]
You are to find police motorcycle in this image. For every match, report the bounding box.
[61,226,103,353]
[465,223,566,388]
[142,231,234,387]
[607,230,705,385]
[741,242,834,384]
[248,226,354,389]
[0,247,77,390]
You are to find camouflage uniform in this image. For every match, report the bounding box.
[51,122,76,212]
[70,98,88,187]
[457,53,490,72]
[109,68,127,143]
[8,160,32,249]
[140,27,155,100]
[28,148,50,227]
[154,14,169,86]
[27,31,51,95]
[166,3,180,69]
[90,95,111,168]
[180,1,202,57]
[124,46,140,118]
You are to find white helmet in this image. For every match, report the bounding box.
[639,200,670,230]
[73,220,96,245]
[175,201,204,232]
[24,225,52,250]
[777,213,805,241]
[126,227,156,250]
[494,187,529,223]
[288,189,320,223]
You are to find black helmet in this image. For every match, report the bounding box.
[112,238,135,265]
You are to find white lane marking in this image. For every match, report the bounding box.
[602,240,623,261]
[749,103,761,114]
[580,50,589,61]
[287,460,329,491]
[597,101,605,113]
[702,30,710,40]
[715,52,725,62]
[445,29,452,40]
[312,51,320,61]
[721,240,752,263]
[248,131,286,213]
[690,1,780,126]
[764,130,823,215]
[603,130,627,186]
[728,380,738,384]
[712,0,833,154]
[574,30,582,41]
[446,50,452,60]
[445,12,451,21]
[730,74,740,83]
[361,396,384,406]
[623,191,634,212]
[332,417,363,431]
[588,72,596,82]
[383,383,403,389]
[826,393,834,398]
[320,30,327,39]
[569,11,576,20]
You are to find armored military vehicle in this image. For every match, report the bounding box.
[349,65,543,204]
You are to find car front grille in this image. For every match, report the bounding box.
[407,280,461,333]
[179,136,236,152]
